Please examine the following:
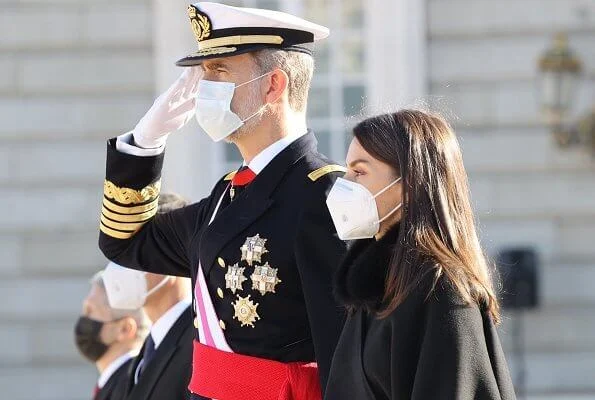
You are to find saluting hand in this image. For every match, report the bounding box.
[133,67,202,149]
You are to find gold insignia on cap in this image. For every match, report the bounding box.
[251,262,282,296]
[217,257,226,268]
[224,263,247,294]
[188,5,211,44]
[232,295,260,328]
[241,234,268,266]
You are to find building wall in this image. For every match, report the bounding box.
[427,0,595,398]
[0,0,154,398]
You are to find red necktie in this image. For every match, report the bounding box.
[93,384,100,400]
[230,166,256,200]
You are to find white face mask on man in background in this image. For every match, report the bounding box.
[194,71,272,142]
[103,262,170,310]
[326,177,402,240]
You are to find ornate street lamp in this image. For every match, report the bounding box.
[537,32,594,152]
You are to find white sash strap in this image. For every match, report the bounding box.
[194,185,233,352]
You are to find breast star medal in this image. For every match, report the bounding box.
[224,263,247,294]
[251,262,282,296]
[232,295,260,328]
[240,234,268,266]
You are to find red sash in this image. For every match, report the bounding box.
[188,340,322,400]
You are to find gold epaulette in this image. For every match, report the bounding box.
[308,165,347,182]
[223,170,237,181]
[100,180,161,239]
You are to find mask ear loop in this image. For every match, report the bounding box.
[240,104,268,123]
[235,71,273,88]
[374,177,403,223]
[379,203,402,223]
[145,276,170,299]
[234,71,274,123]
[373,176,402,199]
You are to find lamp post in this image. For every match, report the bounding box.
[537,32,594,152]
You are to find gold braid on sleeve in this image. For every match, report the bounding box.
[103,180,161,204]
[100,180,161,239]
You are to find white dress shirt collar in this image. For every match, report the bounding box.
[245,130,308,174]
[150,299,191,349]
[97,350,136,389]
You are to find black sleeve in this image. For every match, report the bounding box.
[408,284,514,400]
[294,177,348,392]
[98,139,210,277]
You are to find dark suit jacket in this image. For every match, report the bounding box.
[125,306,193,400]
[95,359,131,400]
[99,131,348,393]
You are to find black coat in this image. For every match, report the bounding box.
[125,306,193,400]
[325,228,516,400]
[95,359,130,400]
[98,132,348,391]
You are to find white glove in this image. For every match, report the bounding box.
[133,67,202,149]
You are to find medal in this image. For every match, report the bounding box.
[240,234,268,266]
[251,262,282,296]
[224,263,247,294]
[232,295,260,328]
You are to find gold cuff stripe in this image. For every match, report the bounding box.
[101,206,157,223]
[223,171,237,181]
[198,35,284,50]
[100,214,146,232]
[103,197,158,215]
[100,223,135,240]
[104,180,161,205]
[308,165,347,181]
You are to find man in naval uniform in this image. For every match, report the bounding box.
[97,3,347,399]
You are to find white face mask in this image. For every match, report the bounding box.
[194,72,271,142]
[326,177,402,240]
[103,263,170,310]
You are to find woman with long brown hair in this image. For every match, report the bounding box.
[324,110,515,399]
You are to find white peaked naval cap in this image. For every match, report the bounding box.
[176,2,330,66]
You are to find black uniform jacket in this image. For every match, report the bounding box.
[124,306,193,400]
[96,358,131,400]
[98,131,347,389]
[325,227,516,400]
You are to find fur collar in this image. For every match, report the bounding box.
[334,226,400,311]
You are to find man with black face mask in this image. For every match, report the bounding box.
[74,270,150,400]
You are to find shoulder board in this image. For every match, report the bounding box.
[223,171,237,181]
[308,165,347,182]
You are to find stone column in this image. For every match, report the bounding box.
[365,0,427,113]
